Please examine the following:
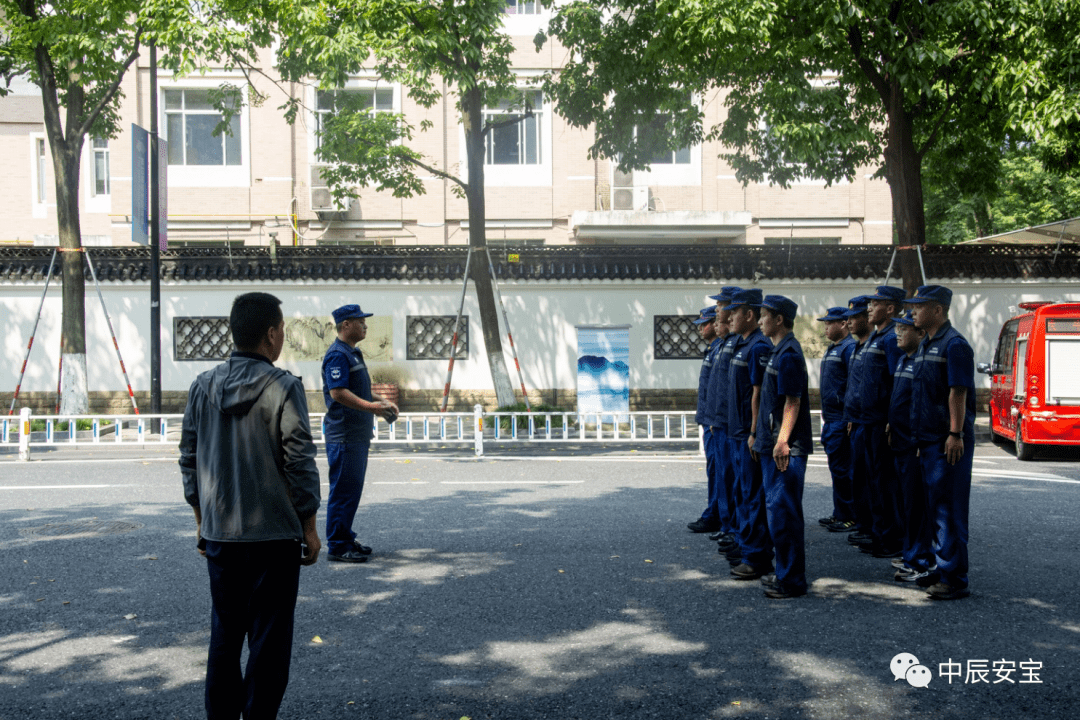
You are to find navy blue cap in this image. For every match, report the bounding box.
[762,294,798,321]
[867,285,906,303]
[817,306,848,322]
[708,285,744,303]
[727,288,763,309]
[692,306,718,325]
[844,296,870,318]
[332,304,374,324]
[896,311,917,327]
[905,285,953,308]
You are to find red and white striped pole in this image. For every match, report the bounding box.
[440,247,474,412]
[485,248,531,411]
[85,251,139,414]
[9,249,57,415]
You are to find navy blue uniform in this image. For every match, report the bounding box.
[852,321,905,551]
[911,321,976,589]
[322,338,374,556]
[842,336,873,534]
[889,354,933,572]
[820,336,856,522]
[753,332,813,594]
[706,333,740,532]
[696,338,722,525]
[727,329,773,569]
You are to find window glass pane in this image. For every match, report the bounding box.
[184,89,214,110]
[375,89,393,111]
[490,119,520,164]
[524,114,537,165]
[186,114,224,165]
[225,114,242,165]
[164,90,183,110]
[94,153,109,195]
[167,114,184,164]
[317,90,335,111]
[92,137,108,149]
[674,145,691,164]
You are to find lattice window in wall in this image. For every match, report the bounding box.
[406,316,469,360]
[654,315,708,359]
[174,317,234,361]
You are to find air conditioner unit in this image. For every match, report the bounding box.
[310,163,334,211]
[611,185,648,211]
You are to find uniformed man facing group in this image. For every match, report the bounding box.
[689,283,974,601]
[688,288,813,598]
[816,285,975,600]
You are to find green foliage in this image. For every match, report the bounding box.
[487,404,569,431]
[29,419,94,432]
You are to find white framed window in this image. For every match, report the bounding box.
[91,137,110,196]
[159,77,250,187]
[502,0,550,35]
[30,133,48,218]
[314,87,395,153]
[624,97,702,186]
[461,85,552,187]
[484,90,543,166]
[504,0,540,14]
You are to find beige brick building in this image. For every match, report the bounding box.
[0,12,894,249]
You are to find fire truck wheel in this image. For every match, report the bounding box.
[1014,420,1036,461]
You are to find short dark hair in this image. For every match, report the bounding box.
[762,306,794,330]
[737,305,761,322]
[230,292,283,351]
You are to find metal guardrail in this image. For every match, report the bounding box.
[2,405,712,460]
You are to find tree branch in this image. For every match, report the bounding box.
[917,89,962,157]
[482,108,534,137]
[847,24,890,104]
[75,30,143,140]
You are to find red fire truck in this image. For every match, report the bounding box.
[978,302,1080,460]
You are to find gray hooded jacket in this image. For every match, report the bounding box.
[180,353,321,542]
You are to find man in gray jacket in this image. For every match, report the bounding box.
[180,292,321,720]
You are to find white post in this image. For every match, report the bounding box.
[18,408,31,461]
[474,404,484,457]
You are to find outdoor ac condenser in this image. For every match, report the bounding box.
[611,167,648,211]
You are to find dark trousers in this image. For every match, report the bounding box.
[326,441,370,555]
[920,440,973,588]
[205,540,301,720]
[700,426,719,523]
[847,423,874,534]
[730,436,772,570]
[894,449,933,572]
[863,423,902,550]
[701,428,735,532]
[761,454,808,592]
[820,420,853,521]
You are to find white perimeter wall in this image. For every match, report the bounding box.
[3,277,1079,394]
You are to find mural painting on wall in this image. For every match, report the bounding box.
[280,316,393,362]
[576,326,630,422]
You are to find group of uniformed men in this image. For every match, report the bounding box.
[689,284,975,601]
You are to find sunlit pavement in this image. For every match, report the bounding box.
[1,441,1077,719]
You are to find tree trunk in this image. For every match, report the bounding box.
[883,79,927,296]
[53,133,90,413]
[462,87,516,408]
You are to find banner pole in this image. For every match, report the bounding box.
[9,249,57,415]
[440,247,473,412]
[85,251,140,414]
[485,248,531,411]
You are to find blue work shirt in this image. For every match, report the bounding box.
[703,332,739,430]
[849,321,903,424]
[819,335,856,424]
[321,337,373,443]
[696,337,721,426]
[753,332,814,456]
[888,354,917,453]
[910,321,976,446]
[726,329,772,440]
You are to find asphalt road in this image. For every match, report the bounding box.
[0,440,1077,720]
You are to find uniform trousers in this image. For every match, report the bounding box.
[820,420,854,521]
[894,449,933,572]
[730,436,772,570]
[761,454,808,592]
[702,428,736,533]
[205,539,301,720]
[862,423,903,550]
[919,440,973,588]
[847,423,875,535]
[325,441,370,555]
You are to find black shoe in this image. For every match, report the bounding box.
[730,563,766,580]
[687,518,721,533]
[915,569,941,588]
[863,545,902,559]
[707,530,725,541]
[847,532,873,546]
[352,541,373,555]
[764,584,808,599]
[328,549,369,563]
[818,515,836,527]
[724,544,742,561]
[827,520,856,533]
[760,573,778,588]
[925,582,970,600]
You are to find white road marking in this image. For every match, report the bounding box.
[0,484,140,490]
[441,480,586,485]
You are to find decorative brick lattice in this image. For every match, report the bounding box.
[175,317,233,361]
[654,315,708,360]
[407,316,468,360]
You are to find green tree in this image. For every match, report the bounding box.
[1,0,267,412]
[260,0,530,407]
[541,0,1078,291]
